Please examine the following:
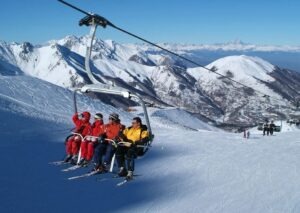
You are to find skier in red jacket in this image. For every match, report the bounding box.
[64,111,92,163]
[92,113,125,172]
[78,113,105,166]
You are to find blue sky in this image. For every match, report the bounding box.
[0,0,299,45]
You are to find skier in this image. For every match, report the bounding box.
[269,120,276,135]
[92,113,124,173]
[263,121,269,136]
[64,112,92,163]
[78,113,105,166]
[247,131,250,139]
[116,117,149,179]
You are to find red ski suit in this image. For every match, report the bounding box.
[66,112,92,155]
[105,122,124,140]
[80,120,105,161]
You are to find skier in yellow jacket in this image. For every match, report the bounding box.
[116,117,149,179]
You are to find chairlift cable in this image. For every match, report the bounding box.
[57,0,295,107]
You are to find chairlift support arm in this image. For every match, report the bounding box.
[79,84,152,135]
[60,0,153,137]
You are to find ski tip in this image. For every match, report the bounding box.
[67,177,77,180]
[116,180,128,187]
[116,177,135,187]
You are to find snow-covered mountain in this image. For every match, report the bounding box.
[1,67,300,213]
[188,55,300,126]
[1,37,300,128]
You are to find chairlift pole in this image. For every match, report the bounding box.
[58,0,153,140]
[73,90,78,113]
[85,24,98,84]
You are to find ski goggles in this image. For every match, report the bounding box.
[94,115,102,120]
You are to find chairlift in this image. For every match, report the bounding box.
[65,2,154,156]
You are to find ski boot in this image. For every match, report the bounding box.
[118,167,127,177]
[91,164,104,173]
[81,159,90,167]
[70,155,78,165]
[77,158,85,166]
[64,155,73,163]
[102,162,109,173]
[126,171,133,181]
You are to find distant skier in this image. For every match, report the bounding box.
[247,131,250,139]
[64,112,92,163]
[269,121,276,136]
[243,129,246,138]
[92,113,124,173]
[116,117,149,180]
[78,113,105,166]
[263,121,269,136]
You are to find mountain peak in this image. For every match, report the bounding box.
[206,55,275,84]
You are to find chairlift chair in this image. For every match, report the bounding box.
[72,14,154,157]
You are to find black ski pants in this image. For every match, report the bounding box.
[116,145,137,172]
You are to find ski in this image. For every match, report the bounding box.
[61,164,82,172]
[68,170,100,180]
[116,175,140,186]
[49,160,68,166]
[116,178,133,187]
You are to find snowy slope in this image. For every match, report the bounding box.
[9,41,88,88]
[0,75,132,124]
[1,67,300,212]
[1,76,300,212]
[1,37,300,128]
[149,107,220,131]
[187,55,283,104]
[187,56,298,125]
[188,55,276,93]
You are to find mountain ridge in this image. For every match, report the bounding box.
[1,36,299,128]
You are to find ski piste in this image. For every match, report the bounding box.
[49,160,68,166]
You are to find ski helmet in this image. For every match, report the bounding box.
[94,113,103,120]
[109,113,119,121]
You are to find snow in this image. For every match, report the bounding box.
[149,107,220,131]
[1,71,300,213]
[187,55,286,104]
[2,36,299,126]
[187,55,275,85]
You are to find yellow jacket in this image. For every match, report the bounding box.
[123,126,149,143]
